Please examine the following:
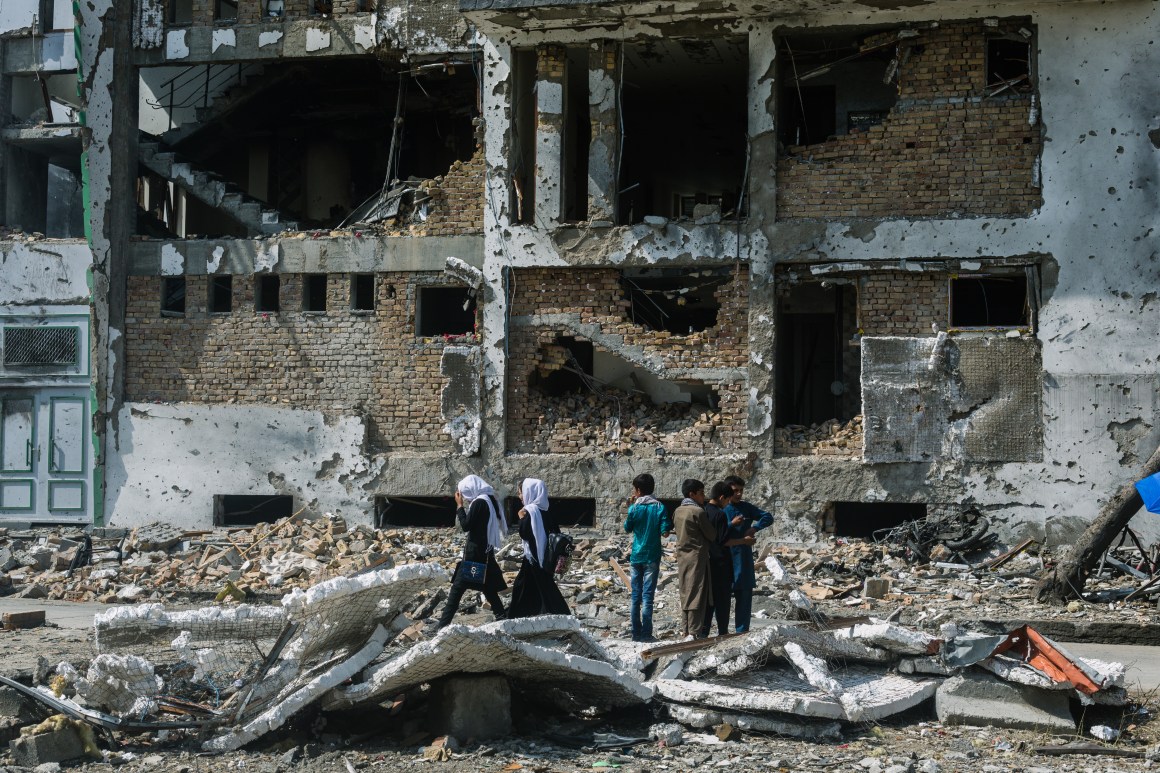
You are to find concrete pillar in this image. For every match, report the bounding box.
[534,44,565,228]
[430,674,512,741]
[745,24,779,453]
[587,41,619,224]
[0,43,10,223]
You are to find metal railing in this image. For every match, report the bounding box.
[145,63,262,130]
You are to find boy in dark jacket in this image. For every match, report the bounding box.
[623,473,673,642]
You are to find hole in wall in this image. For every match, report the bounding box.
[351,274,375,311]
[986,37,1032,91]
[949,274,1029,328]
[303,273,327,312]
[161,277,186,316]
[416,286,475,337]
[503,496,596,528]
[214,494,293,526]
[209,275,232,313]
[255,274,280,313]
[621,267,730,334]
[374,496,456,528]
[832,501,927,538]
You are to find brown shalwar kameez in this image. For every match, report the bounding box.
[674,500,716,637]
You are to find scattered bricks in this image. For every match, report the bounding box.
[429,674,513,741]
[9,725,87,767]
[935,671,1075,732]
[2,610,45,630]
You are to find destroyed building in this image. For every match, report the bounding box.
[0,0,1155,545]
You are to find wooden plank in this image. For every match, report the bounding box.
[608,558,632,590]
[641,631,748,661]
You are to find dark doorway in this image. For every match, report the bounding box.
[776,282,852,426]
[833,501,928,538]
[214,494,293,526]
[374,496,457,528]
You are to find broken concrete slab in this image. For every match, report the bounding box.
[9,724,88,767]
[683,623,892,679]
[935,671,1075,732]
[665,703,842,740]
[94,603,288,651]
[832,622,939,655]
[325,616,652,714]
[654,667,938,723]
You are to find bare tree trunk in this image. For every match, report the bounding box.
[1035,444,1160,604]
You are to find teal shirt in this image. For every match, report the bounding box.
[624,500,673,565]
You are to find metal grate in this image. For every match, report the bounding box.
[3,327,78,366]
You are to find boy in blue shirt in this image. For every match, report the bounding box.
[623,473,673,642]
[724,475,774,633]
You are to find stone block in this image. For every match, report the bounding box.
[862,577,891,599]
[430,674,511,741]
[935,672,1075,732]
[9,726,86,767]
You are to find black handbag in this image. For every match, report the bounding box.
[454,559,488,588]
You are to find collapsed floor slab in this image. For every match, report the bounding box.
[653,667,939,722]
[664,703,842,740]
[324,616,653,714]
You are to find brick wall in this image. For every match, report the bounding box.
[375,146,485,237]
[859,271,948,337]
[506,266,749,455]
[777,19,1042,219]
[124,272,477,451]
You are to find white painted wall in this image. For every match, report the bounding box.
[105,404,378,529]
[0,241,91,305]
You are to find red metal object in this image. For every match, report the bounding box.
[994,625,1103,695]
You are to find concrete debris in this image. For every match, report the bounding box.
[664,704,842,740]
[73,655,162,716]
[935,672,1075,732]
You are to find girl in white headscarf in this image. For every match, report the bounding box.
[507,477,572,619]
[435,474,510,629]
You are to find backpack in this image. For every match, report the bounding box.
[545,532,575,576]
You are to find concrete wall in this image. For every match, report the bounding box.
[78,0,1160,544]
[0,241,92,306]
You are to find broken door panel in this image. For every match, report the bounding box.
[1,397,35,472]
[862,336,1042,463]
[48,396,86,474]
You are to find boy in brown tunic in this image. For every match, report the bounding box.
[673,478,715,638]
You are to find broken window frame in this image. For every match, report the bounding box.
[161,277,186,317]
[947,272,1033,332]
[302,273,328,314]
[350,274,375,314]
[209,275,233,315]
[254,275,281,314]
[984,31,1035,96]
[214,0,238,22]
[415,286,477,339]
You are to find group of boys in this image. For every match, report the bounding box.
[623,473,772,642]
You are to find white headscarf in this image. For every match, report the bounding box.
[457,474,506,552]
[520,478,550,567]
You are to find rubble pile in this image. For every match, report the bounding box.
[0,560,1140,768]
[525,387,725,455]
[774,415,863,457]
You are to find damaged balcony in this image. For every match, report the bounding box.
[507,266,747,456]
[510,37,747,228]
[776,19,1041,220]
[135,57,481,238]
[773,260,1044,463]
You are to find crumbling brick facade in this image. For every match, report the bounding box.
[124,272,477,451]
[506,266,749,455]
[777,19,1042,219]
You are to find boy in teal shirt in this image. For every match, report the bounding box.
[623,473,673,642]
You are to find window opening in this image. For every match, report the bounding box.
[168,0,192,24]
[161,277,186,316]
[562,47,590,222]
[255,275,281,313]
[986,37,1032,93]
[416,287,475,337]
[351,274,375,311]
[950,275,1029,328]
[621,267,730,334]
[510,49,537,224]
[374,496,456,528]
[776,280,857,426]
[209,275,233,314]
[618,38,748,224]
[214,0,237,21]
[303,273,328,313]
[531,337,594,397]
[832,501,927,538]
[214,494,292,526]
[504,496,596,528]
[778,28,900,148]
